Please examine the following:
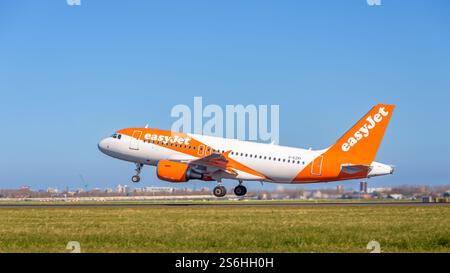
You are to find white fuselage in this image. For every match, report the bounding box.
[98,132,392,183]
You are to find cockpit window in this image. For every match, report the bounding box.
[111,133,122,139]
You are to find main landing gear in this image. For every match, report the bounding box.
[131,163,143,183]
[212,181,247,197]
[234,181,247,196]
[213,184,227,198]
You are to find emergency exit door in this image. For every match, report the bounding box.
[311,156,323,176]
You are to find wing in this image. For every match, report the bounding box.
[170,151,268,180]
[188,151,238,175]
[190,152,229,169]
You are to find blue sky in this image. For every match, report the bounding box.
[0,0,449,191]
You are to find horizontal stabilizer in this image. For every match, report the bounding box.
[341,164,371,174]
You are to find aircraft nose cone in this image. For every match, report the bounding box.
[98,138,109,153]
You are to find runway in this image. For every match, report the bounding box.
[0,202,448,208]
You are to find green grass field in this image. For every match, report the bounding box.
[0,205,449,253]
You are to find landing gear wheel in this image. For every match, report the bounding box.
[213,185,227,197]
[131,163,143,183]
[234,185,247,196]
[131,175,141,183]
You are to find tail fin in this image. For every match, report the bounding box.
[328,104,395,165]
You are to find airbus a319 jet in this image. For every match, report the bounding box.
[98,104,395,197]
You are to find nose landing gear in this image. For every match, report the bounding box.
[131,163,143,183]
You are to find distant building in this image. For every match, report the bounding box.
[116,184,129,194]
[367,187,391,194]
[258,193,270,200]
[388,194,403,200]
[47,188,59,194]
[337,185,344,194]
[312,190,328,199]
[360,181,368,193]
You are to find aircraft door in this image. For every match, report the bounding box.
[198,145,205,156]
[311,156,323,176]
[129,130,142,150]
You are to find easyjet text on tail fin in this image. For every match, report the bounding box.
[329,104,395,165]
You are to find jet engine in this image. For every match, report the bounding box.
[156,160,203,182]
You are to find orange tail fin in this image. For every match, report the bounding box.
[329,104,395,165]
[293,104,395,182]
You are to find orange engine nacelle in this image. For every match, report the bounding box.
[156,160,203,183]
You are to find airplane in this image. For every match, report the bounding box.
[98,104,395,197]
